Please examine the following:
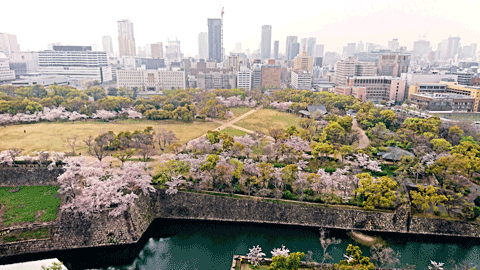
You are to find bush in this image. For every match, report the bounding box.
[474,196,480,207]
[474,206,480,219]
[322,167,336,173]
[273,163,286,168]
[282,190,295,200]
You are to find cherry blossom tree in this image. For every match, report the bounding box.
[270,101,293,112]
[92,110,117,120]
[271,245,290,257]
[247,245,266,267]
[120,108,143,119]
[58,158,155,217]
[165,175,187,195]
[354,153,382,172]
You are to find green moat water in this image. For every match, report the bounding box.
[101,219,480,270]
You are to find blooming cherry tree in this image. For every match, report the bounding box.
[247,245,266,266]
[271,245,290,257]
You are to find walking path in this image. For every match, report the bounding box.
[194,105,275,142]
[352,118,370,149]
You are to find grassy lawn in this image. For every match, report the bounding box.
[431,112,480,121]
[230,107,252,118]
[0,186,61,227]
[223,127,248,137]
[1,227,50,243]
[236,109,302,134]
[0,119,220,154]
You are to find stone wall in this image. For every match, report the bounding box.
[2,189,480,261]
[0,167,63,187]
[151,190,410,234]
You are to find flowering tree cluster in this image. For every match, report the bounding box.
[0,106,143,126]
[246,245,266,266]
[0,149,64,167]
[58,158,154,217]
[216,96,257,108]
[270,101,293,112]
[352,153,382,172]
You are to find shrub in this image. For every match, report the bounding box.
[474,196,480,207]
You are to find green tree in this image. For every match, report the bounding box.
[338,115,353,132]
[324,122,346,142]
[268,252,305,270]
[355,173,398,210]
[312,142,334,160]
[431,138,452,153]
[281,164,299,187]
[335,244,375,270]
[85,87,107,101]
[410,185,448,213]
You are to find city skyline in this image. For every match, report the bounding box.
[1,0,480,57]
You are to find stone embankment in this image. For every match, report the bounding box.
[2,169,480,261]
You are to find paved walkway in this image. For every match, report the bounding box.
[352,118,370,149]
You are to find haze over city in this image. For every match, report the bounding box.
[2,0,480,55]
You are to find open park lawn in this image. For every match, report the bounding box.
[230,107,252,118]
[235,109,302,134]
[0,120,220,154]
[0,186,60,227]
[222,127,248,137]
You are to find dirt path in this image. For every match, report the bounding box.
[195,106,274,142]
[353,118,370,149]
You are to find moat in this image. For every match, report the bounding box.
[35,219,480,269]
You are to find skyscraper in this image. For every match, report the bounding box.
[0,33,20,58]
[286,36,298,61]
[151,42,164,59]
[102,36,113,56]
[208,19,222,62]
[117,19,136,57]
[388,39,399,52]
[346,43,356,58]
[290,43,300,61]
[306,38,316,57]
[198,32,208,60]
[315,44,324,57]
[235,42,242,53]
[447,36,461,60]
[165,40,182,61]
[273,41,279,60]
[261,25,272,60]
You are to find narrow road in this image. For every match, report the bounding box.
[352,118,370,149]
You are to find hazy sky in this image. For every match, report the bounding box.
[2,0,480,56]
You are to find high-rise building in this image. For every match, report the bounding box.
[235,42,242,53]
[102,36,114,56]
[462,43,477,59]
[151,42,164,59]
[208,19,222,62]
[37,46,112,82]
[388,39,399,52]
[293,51,314,73]
[261,64,281,89]
[117,19,136,57]
[300,38,307,51]
[345,43,356,58]
[166,40,182,61]
[306,38,316,57]
[447,36,461,60]
[252,64,262,89]
[337,76,407,102]
[356,41,364,53]
[315,44,324,58]
[198,32,208,60]
[289,43,300,61]
[291,70,312,90]
[412,39,431,61]
[334,57,376,86]
[0,50,15,83]
[378,53,410,77]
[0,33,20,58]
[273,41,279,60]
[286,36,298,61]
[261,25,272,60]
[237,66,252,90]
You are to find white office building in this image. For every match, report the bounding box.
[117,69,185,91]
[102,36,114,56]
[10,51,38,73]
[237,67,252,90]
[0,33,20,58]
[291,70,313,90]
[37,46,112,82]
[0,50,15,83]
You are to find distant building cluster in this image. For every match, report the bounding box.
[0,21,478,108]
